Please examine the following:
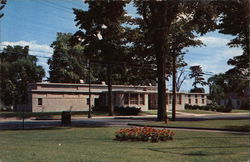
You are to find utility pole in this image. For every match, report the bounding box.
[107,63,114,116]
[88,60,92,118]
[172,53,177,121]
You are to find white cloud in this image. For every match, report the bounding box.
[182,35,243,93]
[198,36,229,48]
[0,41,53,58]
[1,41,53,78]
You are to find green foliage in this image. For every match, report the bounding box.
[48,33,87,83]
[184,103,232,113]
[189,65,207,89]
[0,45,45,105]
[114,106,141,115]
[216,0,249,87]
[208,73,247,104]
[0,0,7,19]
[72,1,130,84]
[190,88,205,93]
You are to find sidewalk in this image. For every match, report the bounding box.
[128,123,250,135]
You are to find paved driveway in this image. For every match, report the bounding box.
[0,113,249,130]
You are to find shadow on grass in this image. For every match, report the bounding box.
[175,136,249,140]
[147,145,247,156]
[223,125,250,132]
[0,120,110,131]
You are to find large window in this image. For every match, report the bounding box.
[140,94,145,105]
[202,95,205,104]
[189,98,191,104]
[38,98,43,106]
[124,94,129,105]
[130,94,138,104]
[195,98,198,104]
[87,98,90,105]
[177,95,182,104]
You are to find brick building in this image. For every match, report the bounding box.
[26,82,208,112]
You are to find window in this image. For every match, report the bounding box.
[237,100,240,106]
[140,94,145,105]
[195,99,198,104]
[87,98,90,105]
[201,95,204,98]
[178,95,182,104]
[169,95,172,104]
[130,94,138,104]
[188,94,191,98]
[189,98,191,104]
[202,99,205,104]
[195,95,197,98]
[124,94,129,105]
[38,98,42,106]
[166,95,169,104]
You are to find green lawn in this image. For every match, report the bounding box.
[177,109,250,114]
[177,109,219,114]
[231,109,250,113]
[0,127,249,162]
[141,110,158,115]
[140,119,250,132]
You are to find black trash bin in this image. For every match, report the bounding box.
[61,111,71,126]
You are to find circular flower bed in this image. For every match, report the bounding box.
[115,127,175,142]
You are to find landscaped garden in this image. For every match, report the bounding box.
[0,127,248,162]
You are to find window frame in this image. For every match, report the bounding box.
[130,93,138,105]
[38,98,43,106]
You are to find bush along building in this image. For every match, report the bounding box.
[23,82,208,112]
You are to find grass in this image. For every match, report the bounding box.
[0,127,249,162]
[231,109,250,113]
[141,110,158,115]
[141,119,250,132]
[177,109,220,114]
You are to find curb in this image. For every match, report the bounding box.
[128,123,250,133]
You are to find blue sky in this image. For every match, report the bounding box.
[0,0,243,92]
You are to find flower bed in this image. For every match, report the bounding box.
[115,127,175,142]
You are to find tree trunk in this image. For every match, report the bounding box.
[107,64,114,116]
[156,48,167,122]
[172,54,176,121]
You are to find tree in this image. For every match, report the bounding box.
[72,1,130,115]
[0,0,7,19]
[134,1,218,121]
[213,0,250,97]
[0,45,45,106]
[176,65,188,92]
[208,74,226,104]
[48,33,87,83]
[217,0,250,81]
[189,65,207,89]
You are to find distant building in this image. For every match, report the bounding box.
[24,82,208,112]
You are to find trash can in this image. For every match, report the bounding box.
[61,111,71,126]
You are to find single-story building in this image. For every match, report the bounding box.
[25,82,208,112]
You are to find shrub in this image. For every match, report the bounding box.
[115,106,141,115]
[0,103,11,111]
[115,127,175,142]
[240,101,250,110]
[203,105,210,111]
[190,88,205,93]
